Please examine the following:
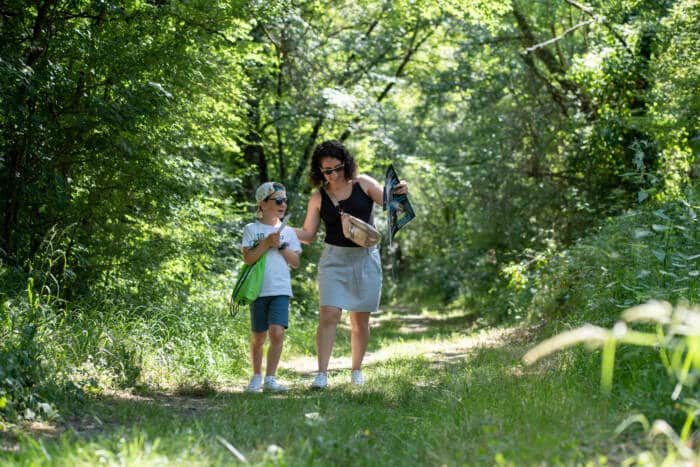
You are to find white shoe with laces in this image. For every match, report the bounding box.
[263,376,288,392]
[351,369,365,386]
[311,372,328,389]
[246,374,263,393]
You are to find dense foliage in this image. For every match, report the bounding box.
[517,185,700,463]
[0,0,698,439]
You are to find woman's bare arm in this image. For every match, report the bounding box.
[356,174,384,206]
[356,174,409,207]
[294,191,322,244]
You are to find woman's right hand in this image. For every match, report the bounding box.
[296,191,323,244]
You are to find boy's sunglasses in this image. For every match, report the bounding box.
[266,197,288,205]
[321,163,345,176]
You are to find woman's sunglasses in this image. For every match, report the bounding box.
[266,197,288,205]
[321,163,345,176]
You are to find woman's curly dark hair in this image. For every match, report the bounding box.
[309,140,358,187]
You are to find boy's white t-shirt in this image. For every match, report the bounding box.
[241,221,302,297]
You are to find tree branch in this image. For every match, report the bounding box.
[339,19,435,141]
[170,12,243,47]
[523,19,594,55]
[513,4,592,117]
[289,115,324,194]
[288,12,388,190]
[562,0,630,51]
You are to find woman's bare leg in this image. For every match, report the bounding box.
[349,311,370,371]
[317,306,342,372]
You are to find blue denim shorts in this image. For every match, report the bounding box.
[250,295,290,333]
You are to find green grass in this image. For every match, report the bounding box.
[0,310,663,465]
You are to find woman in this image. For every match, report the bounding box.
[295,140,408,388]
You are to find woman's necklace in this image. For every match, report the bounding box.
[327,180,353,200]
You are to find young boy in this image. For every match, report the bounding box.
[242,182,301,392]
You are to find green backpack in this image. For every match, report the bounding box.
[229,253,266,317]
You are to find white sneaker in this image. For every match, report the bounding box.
[263,376,288,392]
[311,372,328,389]
[246,374,263,392]
[351,370,365,386]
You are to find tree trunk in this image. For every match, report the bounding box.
[242,98,268,184]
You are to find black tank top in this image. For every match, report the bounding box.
[320,182,375,247]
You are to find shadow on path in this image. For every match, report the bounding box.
[278,310,536,381]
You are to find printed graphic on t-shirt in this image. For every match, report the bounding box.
[241,222,301,297]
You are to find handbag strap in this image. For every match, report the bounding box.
[322,186,345,214]
[323,183,376,225]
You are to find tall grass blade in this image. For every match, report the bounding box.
[657,324,673,376]
[621,300,672,324]
[679,407,700,442]
[649,420,693,459]
[615,414,650,436]
[601,338,616,394]
[522,325,608,365]
[216,436,248,463]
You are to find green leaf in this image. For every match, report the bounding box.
[654,210,672,221]
[633,229,653,239]
[651,249,666,262]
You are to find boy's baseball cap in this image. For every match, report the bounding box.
[255,182,286,202]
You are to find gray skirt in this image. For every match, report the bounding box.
[318,244,382,312]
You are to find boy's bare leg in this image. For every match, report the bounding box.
[251,332,266,375]
[265,324,285,376]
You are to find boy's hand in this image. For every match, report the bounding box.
[264,231,281,250]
